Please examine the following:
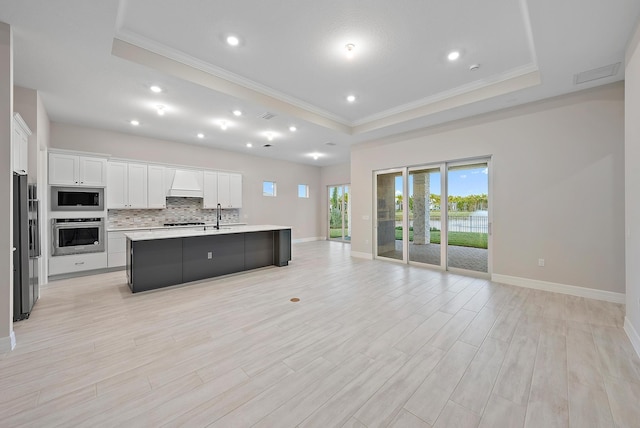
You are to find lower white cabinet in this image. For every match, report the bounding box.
[49,252,108,276]
[107,231,127,268]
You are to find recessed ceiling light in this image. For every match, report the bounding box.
[156,105,166,116]
[447,51,460,61]
[130,120,140,126]
[197,133,204,139]
[266,132,274,141]
[346,94,356,103]
[150,85,162,93]
[233,109,242,116]
[289,126,297,132]
[226,35,240,46]
[220,121,227,130]
[309,152,322,160]
[345,43,355,59]
[246,142,253,148]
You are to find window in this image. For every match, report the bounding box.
[263,181,277,197]
[298,184,309,198]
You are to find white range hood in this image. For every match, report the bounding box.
[167,169,203,198]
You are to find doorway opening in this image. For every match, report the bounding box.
[375,158,490,275]
[328,184,351,242]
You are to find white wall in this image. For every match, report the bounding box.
[50,123,323,240]
[319,162,351,239]
[0,22,14,352]
[351,83,625,294]
[625,19,640,353]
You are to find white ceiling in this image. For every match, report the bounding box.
[0,0,638,166]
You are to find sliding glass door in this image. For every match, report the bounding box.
[375,159,490,275]
[375,170,404,261]
[409,166,442,266]
[446,162,489,273]
[328,184,350,242]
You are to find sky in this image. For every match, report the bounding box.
[395,166,488,197]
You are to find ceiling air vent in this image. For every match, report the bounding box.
[258,112,276,120]
[263,144,272,148]
[574,62,620,85]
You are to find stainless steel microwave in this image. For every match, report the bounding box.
[51,186,104,211]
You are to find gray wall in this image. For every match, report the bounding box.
[0,22,13,351]
[50,122,324,241]
[351,83,625,294]
[626,20,640,343]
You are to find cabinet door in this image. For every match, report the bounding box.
[13,116,30,175]
[79,157,107,186]
[11,124,27,175]
[107,161,128,209]
[19,131,28,174]
[49,153,79,185]
[229,173,242,208]
[127,163,148,209]
[147,165,166,209]
[217,172,231,207]
[202,171,218,209]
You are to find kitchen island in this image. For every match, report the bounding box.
[125,225,291,293]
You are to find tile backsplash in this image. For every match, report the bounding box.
[107,197,240,229]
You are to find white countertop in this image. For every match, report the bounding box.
[125,224,292,241]
[108,222,247,232]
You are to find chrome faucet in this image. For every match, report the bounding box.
[215,203,221,230]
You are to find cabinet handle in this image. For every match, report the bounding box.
[75,262,85,265]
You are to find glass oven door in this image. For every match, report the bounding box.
[53,219,105,256]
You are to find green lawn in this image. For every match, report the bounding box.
[330,226,487,249]
[395,227,487,249]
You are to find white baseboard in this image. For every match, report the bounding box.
[292,236,324,244]
[624,317,640,359]
[0,331,16,353]
[492,274,625,304]
[351,251,374,260]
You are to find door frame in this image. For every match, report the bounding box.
[327,183,351,243]
[374,157,492,276]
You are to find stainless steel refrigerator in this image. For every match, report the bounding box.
[13,173,39,321]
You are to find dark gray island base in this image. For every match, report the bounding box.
[125,226,291,293]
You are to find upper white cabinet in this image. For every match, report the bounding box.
[12,114,31,175]
[49,153,107,186]
[202,171,218,209]
[147,165,166,209]
[217,172,242,208]
[107,161,148,209]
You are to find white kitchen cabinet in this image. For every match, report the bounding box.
[147,165,166,208]
[217,172,242,208]
[107,161,148,209]
[49,153,107,186]
[12,114,31,175]
[49,252,107,276]
[202,171,218,209]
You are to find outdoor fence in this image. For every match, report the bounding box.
[408,214,489,234]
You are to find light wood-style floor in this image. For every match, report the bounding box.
[2,241,640,427]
